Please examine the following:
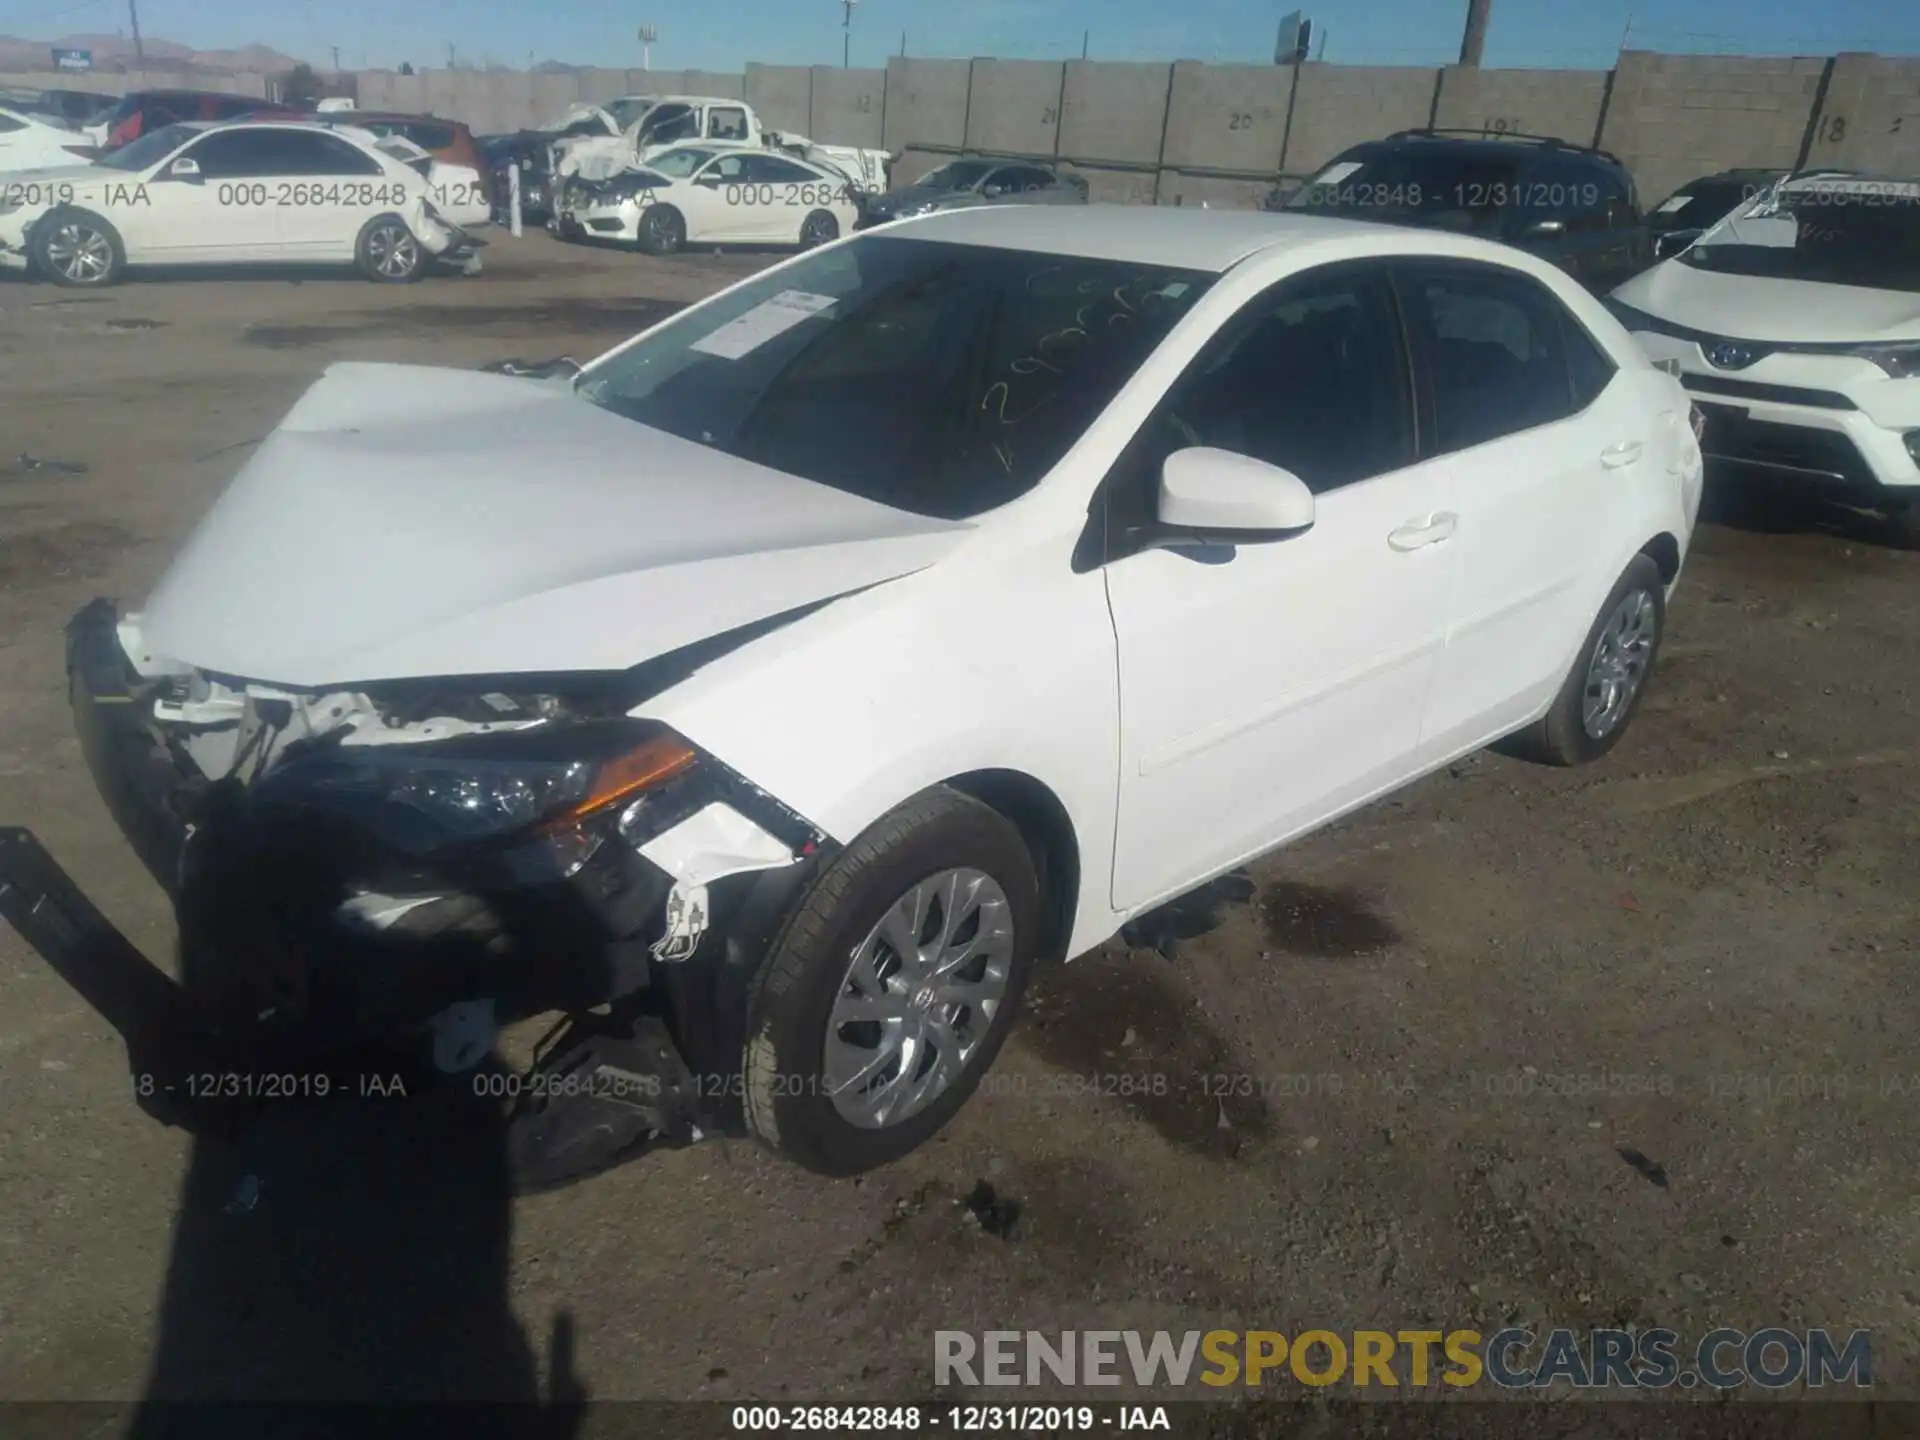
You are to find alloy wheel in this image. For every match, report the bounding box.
[44,221,112,283]
[1582,587,1657,739]
[366,224,418,278]
[823,868,1013,1129]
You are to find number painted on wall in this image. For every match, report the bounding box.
[1816,115,1848,143]
[1228,111,1253,130]
[1482,116,1521,135]
[854,94,873,113]
[1041,105,1058,124]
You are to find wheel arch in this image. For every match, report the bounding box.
[1640,531,1682,585]
[942,768,1080,964]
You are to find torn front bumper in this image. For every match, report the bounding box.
[12,599,837,1182]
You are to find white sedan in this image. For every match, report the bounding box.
[0,118,478,286]
[0,102,95,172]
[554,144,859,254]
[35,208,1699,1187]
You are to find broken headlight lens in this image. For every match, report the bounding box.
[274,727,698,852]
[1846,343,1920,380]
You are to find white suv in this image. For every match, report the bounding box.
[1609,172,1920,544]
[26,208,1700,1187]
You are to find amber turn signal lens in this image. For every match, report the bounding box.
[559,733,697,822]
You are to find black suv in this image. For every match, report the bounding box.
[1279,129,1652,291]
[1645,167,1784,259]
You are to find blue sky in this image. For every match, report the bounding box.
[13,0,1919,71]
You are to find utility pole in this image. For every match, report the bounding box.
[331,45,341,71]
[1458,0,1490,66]
[1081,29,1089,58]
[638,24,657,71]
[127,0,143,62]
[842,0,857,68]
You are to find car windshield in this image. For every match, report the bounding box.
[575,235,1215,519]
[98,122,193,171]
[646,146,714,178]
[917,161,995,192]
[607,98,656,129]
[1681,181,1920,291]
[1285,150,1524,235]
[1649,179,1767,231]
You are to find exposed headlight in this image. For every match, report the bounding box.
[265,723,697,857]
[1846,343,1920,380]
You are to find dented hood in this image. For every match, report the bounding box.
[140,362,970,687]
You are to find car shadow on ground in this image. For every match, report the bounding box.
[0,260,481,289]
[1701,470,1911,549]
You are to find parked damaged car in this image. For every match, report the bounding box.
[553,144,860,252]
[0,119,482,286]
[10,208,1699,1191]
[857,158,1088,228]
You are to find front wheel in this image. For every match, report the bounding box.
[744,788,1040,1176]
[636,204,685,256]
[355,215,425,283]
[1502,554,1666,766]
[798,209,840,249]
[34,208,125,287]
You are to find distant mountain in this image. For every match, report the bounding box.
[0,31,307,74]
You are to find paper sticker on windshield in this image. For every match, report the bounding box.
[690,290,836,360]
[1656,194,1693,214]
[1313,161,1362,186]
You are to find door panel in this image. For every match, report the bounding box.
[271,131,392,258]
[142,131,279,259]
[1395,261,1634,751]
[1105,263,1449,913]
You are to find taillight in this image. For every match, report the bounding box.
[108,115,138,148]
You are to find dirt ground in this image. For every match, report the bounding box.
[0,232,1915,1413]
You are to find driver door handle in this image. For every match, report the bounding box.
[1388,511,1458,551]
[1601,439,1644,469]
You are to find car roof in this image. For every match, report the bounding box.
[883,204,1520,272]
[129,89,275,102]
[1342,133,1616,165]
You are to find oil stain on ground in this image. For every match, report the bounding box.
[1019,951,1271,1155]
[1261,882,1400,958]
[244,296,686,349]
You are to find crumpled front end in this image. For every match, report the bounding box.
[59,598,834,1183]
[403,195,485,272]
[0,203,44,271]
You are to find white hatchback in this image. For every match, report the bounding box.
[48,208,1700,1185]
[555,143,860,254]
[1610,172,1920,543]
[0,118,478,286]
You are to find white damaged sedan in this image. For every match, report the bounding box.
[0,118,479,286]
[18,208,1699,1186]
[554,143,859,253]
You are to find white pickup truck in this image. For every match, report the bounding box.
[551,94,891,196]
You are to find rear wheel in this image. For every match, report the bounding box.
[1501,554,1665,767]
[637,204,685,256]
[34,207,124,287]
[799,209,840,248]
[744,788,1040,1176]
[1883,500,1920,552]
[355,215,424,283]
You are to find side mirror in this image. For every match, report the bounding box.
[167,156,203,182]
[981,183,1004,199]
[694,173,722,187]
[1523,217,1566,238]
[1155,447,1315,544]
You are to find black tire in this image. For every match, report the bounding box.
[636,204,685,256]
[1882,501,1920,552]
[32,207,125,288]
[1501,554,1666,767]
[799,208,840,249]
[354,214,426,283]
[744,787,1040,1176]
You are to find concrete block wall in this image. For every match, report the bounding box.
[881,57,970,151]
[34,48,1920,203]
[964,59,1066,157]
[1802,53,1920,172]
[1431,65,1610,147]
[743,63,811,134]
[1282,64,1443,174]
[1161,62,1292,176]
[1599,51,1829,205]
[810,66,886,146]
